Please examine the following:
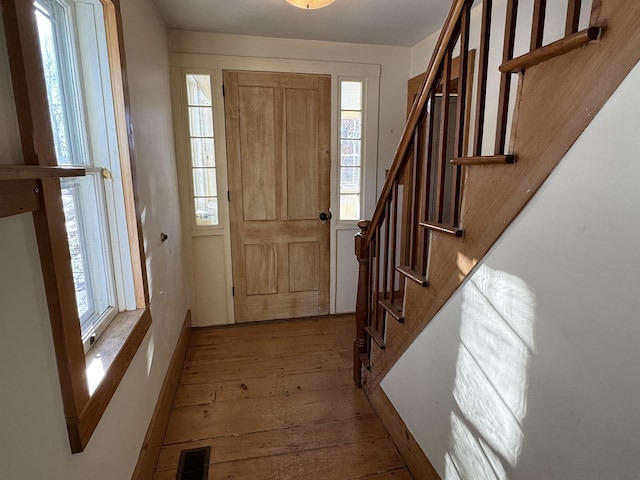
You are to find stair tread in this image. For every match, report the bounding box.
[500,26,602,73]
[379,298,405,323]
[419,221,464,237]
[364,325,386,349]
[452,154,516,165]
[396,266,429,287]
[359,353,371,370]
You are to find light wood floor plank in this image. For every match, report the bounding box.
[153,469,177,480]
[185,330,352,364]
[209,439,405,480]
[180,348,350,385]
[188,314,353,347]
[164,386,373,444]
[156,315,412,479]
[361,468,415,479]
[156,466,414,480]
[173,368,353,407]
[156,414,389,471]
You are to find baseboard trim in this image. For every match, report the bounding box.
[368,386,441,480]
[131,310,191,480]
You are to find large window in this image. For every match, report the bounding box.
[5,0,150,452]
[339,79,364,221]
[35,0,136,351]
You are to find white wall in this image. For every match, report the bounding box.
[0,0,187,477]
[168,31,411,317]
[381,54,640,479]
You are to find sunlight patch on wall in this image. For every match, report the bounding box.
[87,356,105,395]
[446,265,536,478]
[447,412,505,480]
[147,336,155,376]
[141,205,154,299]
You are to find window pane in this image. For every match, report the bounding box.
[341,140,361,166]
[340,167,361,194]
[193,168,217,197]
[341,81,362,110]
[36,6,74,165]
[189,107,213,137]
[341,111,362,139]
[61,180,90,320]
[61,175,114,330]
[191,138,215,167]
[195,197,219,226]
[186,74,212,106]
[340,194,361,221]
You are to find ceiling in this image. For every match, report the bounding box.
[151,0,454,47]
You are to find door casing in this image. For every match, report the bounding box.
[169,54,381,326]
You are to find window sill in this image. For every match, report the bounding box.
[67,307,152,453]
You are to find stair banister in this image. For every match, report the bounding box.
[353,0,469,386]
[361,0,468,247]
[354,0,608,390]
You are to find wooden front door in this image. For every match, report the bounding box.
[223,71,331,323]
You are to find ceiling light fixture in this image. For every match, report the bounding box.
[285,0,337,9]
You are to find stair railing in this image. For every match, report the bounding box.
[354,0,602,386]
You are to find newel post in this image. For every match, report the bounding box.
[354,219,371,387]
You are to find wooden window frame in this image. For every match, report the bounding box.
[2,0,151,453]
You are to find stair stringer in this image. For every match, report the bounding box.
[363,0,640,392]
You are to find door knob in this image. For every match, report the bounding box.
[319,211,332,221]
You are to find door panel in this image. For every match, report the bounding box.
[224,71,331,322]
[245,244,278,295]
[286,88,319,220]
[239,86,277,221]
[289,242,320,293]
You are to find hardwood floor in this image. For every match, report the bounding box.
[154,314,413,479]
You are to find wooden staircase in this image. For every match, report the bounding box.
[354,0,640,391]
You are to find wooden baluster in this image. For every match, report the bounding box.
[354,220,370,386]
[414,115,427,273]
[435,50,452,223]
[390,181,399,306]
[398,158,411,268]
[382,201,391,303]
[495,0,518,155]
[367,241,374,331]
[373,224,382,334]
[409,130,421,267]
[531,0,547,50]
[451,4,471,227]
[565,0,582,36]
[421,92,436,277]
[473,0,492,156]
[402,147,414,270]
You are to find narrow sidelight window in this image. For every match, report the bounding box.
[339,79,364,221]
[186,74,218,226]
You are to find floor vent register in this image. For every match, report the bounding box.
[176,446,210,480]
